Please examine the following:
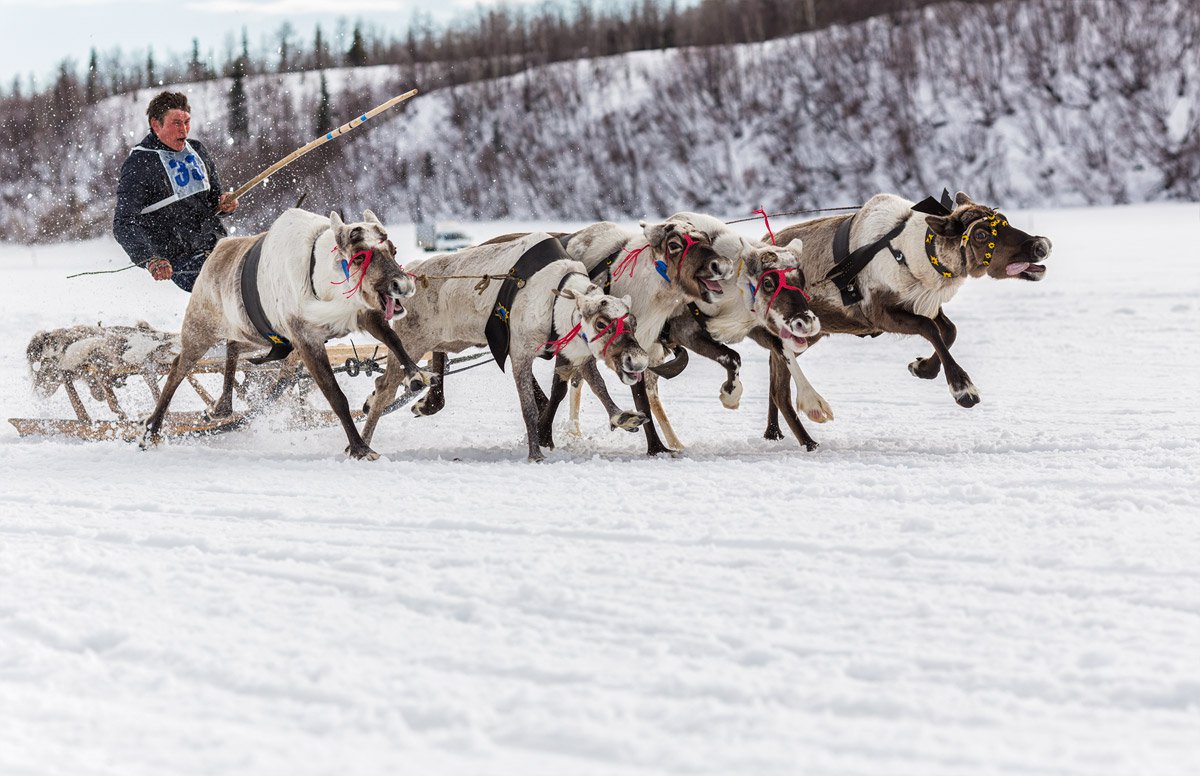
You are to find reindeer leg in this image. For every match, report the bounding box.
[578,357,646,432]
[511,355,546,462]
[360,357,404,446]
[142,328,219,447]
[294,338,378,460]
[667,313,743,409]
[413,352,447,417]
[784,351,834,423]
[630,380,674,456]
[645,368,684,451]
[908,309,957,380]
[749,329,818,451]
[884,307,977,407]
[208,341,240,419]
[537,356,571,450]
[567,377,584,437]
[358,310,433,392]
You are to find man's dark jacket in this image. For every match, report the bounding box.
[112,131,228,268]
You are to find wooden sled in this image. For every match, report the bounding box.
[10,323,491,441]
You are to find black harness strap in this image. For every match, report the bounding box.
[540,271,589,361]
[239,234,294,364]
[827,215,906,306]
[588,247,622,295]
[485,236,570,371]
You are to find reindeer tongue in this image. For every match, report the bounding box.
[385,296,396,321]
[1006,262,1031,276]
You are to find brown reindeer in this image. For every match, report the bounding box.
[763,191,1051,441]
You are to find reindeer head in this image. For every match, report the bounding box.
[641,216,735,303]
[924,192,1051,282]
[555,283,649,385]
[329,210,416,320]
[741,238,821,352]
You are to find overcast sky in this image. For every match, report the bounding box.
[0,0,544,88]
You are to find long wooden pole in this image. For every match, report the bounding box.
[230,88,418,201]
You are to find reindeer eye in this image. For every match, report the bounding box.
[973,228,989,241]
[762,275,777,290]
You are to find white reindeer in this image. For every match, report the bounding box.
[141,208,430,460]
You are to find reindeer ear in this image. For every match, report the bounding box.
[784,237,804,260]
[621,294,632,308]
[553,288,579,301]
[954,191,976,207]
[926,214,965,238]
[642,220,671,250]
[363,209,381,225]
[329,211,344,229]
[583,283,601,297]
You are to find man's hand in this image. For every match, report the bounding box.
[218,193,239,214]
[147,258,173,281]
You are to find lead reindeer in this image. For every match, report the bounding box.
[141,208,430,459]
[359,233,650,462]
[762,191,1052,441]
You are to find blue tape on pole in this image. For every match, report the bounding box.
[326,133,332,140]
[360,115,367,121]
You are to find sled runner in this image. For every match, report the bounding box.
[9,322,488,441]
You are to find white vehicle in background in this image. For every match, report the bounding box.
[416,220,473,252]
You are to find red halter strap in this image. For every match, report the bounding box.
[753,208,776,245]
[613,244,650,280]
[543,321,583,358]
[593,314,630,356]
[329,245,375,297]
[757,267,810,316]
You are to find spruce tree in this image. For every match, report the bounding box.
[347,24,368,67]
[85,49,101,104]
[316,71,333,135]
[228,49,249,140]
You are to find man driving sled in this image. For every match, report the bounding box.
[113,91,238,292]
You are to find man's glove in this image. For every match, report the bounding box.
[146,258,173,281]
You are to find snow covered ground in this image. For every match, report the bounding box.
[1,203,1198,775]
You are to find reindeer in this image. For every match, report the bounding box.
[358,233,650,462]
[141,208,430,459]
[762,191,1052,441]
[629,212,824,451]
[536,215,739,455]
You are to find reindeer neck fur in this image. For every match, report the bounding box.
[550,272,597,364]
[854,194,968,318]
[606,234,687,352]
[691,261,758,344]
[257,209,375,340]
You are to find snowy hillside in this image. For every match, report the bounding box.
[2,0,1197,243]
[2,203,1199,774]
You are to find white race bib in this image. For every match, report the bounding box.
[134,141,212,214]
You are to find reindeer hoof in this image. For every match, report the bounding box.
[802,440,820,452]
[347,444,380,460]
[763,425,784,441]
[953,382,981,408]
[798,395,834,424]
[610,411,648,431]
[719,379,743,410]
[406,369,434,392]
[528,450,546,463]
[413,392,444,417]
[909,357,941,380]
